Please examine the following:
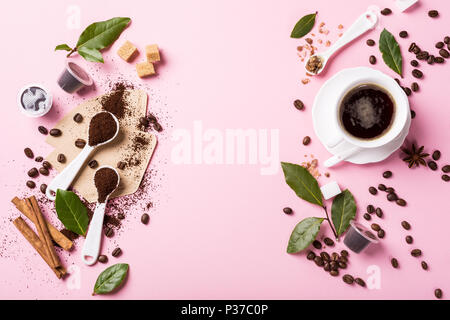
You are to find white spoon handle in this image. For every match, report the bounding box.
[81,202,106,265]
[46,145,95,200]
[323,10,378,59]
[324,146,362,168]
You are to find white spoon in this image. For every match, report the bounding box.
[45,112,119,200]
[81,166,120,265]
[305,10,378,76]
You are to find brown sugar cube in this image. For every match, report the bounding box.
[136,61,155,78]
[117,41,138,62]
[145,44,160,63]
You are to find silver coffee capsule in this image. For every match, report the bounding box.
[57,61,93,93]
[343,220,379,253]
[17,84,52,117]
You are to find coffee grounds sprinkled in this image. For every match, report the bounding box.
[94,167,119,203]
[88,112,117,146]
[100,83,132,119]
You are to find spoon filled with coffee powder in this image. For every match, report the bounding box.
[81,166,120,265]
[46,111,119,200]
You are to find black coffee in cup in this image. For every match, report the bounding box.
[339,84,395,140]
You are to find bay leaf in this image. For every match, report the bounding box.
[93,263,129,295]
[331,189,356,236]
[55,44,72,52]
[55,189,89,236]
[290,12,317,39]
[379,28,403,77]
[287,217,324,253]
[78,46,104,63]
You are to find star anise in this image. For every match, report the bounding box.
[401,144,429,168]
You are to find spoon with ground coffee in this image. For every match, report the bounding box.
[45,111,119,200]
[81,166,120,265]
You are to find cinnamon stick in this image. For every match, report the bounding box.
[11,197,73,251]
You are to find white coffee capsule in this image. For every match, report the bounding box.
[320,181,342,200]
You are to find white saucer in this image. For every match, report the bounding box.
[312,67,411,165]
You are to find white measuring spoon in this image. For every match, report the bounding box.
[305,10,378,76]
[81,166,120,265]
[45,112,119,200]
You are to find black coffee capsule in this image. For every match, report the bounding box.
[343,221,379,253]
[57,61,93,94]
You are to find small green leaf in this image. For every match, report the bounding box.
[78,46,104,63]
[290,12,317,39]
[55,189,89,236]
[287,217,324,253]
[55,44,72,51]
[281,162,324,207]
[94,263,129,295]
[379,28,403,77]
[331,189,356,236]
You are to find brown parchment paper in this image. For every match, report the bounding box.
[45,90,157,203]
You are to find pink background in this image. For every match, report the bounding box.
[0,0,449,299]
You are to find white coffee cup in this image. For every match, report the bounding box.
[324,72,410,167]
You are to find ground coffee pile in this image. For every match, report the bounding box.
[100,83,131,119]
[88,112,117,146]
[94,167,119,203]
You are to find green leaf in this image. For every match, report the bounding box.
[281,162,323,207]
[379,28,403,77]
[76,17,131,51]
[78,46,104,63]
[55,44,72,51]
[290,12,317,39]
[94,263,129,295]
[331,189,356,236]
[287,217,324,253]
[55,189,89,236]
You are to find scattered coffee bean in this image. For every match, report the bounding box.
[323,237,334,247]
[395,78,401,85]
[403,87,411,96]
[320,252,331,262]
[405,235,413,244]
[302,136,311,146]
[442,174,450,182]
[139,116,150,127]
[363,213,371,221]
[367,205,375,213]
[399,31,408,38]
[57,153,66,163]
[443,165,450,173]
[411,110,416,119]
[27,168,38,178]
[314,256,324,267]
[375,208,383,218]
[377,229,385,239]
[396,199,407,207]
[24,148,34,158]
[391,258,399,268]
[323,262,331,272]
[439,49,450,58]
[307,251,316,260]
[312,240,322,250]
[339,250,348,258]
[339,256,348,264]
[153,122,163,132]
[73,113,83,123]
[343,274,354,284]
[434,289,443,299]
[411,82,419,92]
[39,167,49,176]
[436,42,444,49]
[35,156,43,162]
[98,255,108,263]
[42,160,52,170]
[338,261,347,269]
[26,180,36,189]
[385,187,395,193]
[38,126,48,135]
[117,161,126,170]
[369,55,377,64]
[112,247,122,257]
[387,193,398,201]
[40,184,47,194]
[416,51,429,60]
[412,69,423,79]
[117,212,125,220]
[432,150,441,161]
[427,55,435,65]
[88,159,98,169]
[445,37,450,44]
[371,224,381,232]
[366,39,375,46]
[49,128,62,137]
[401,221,411,230]
[428,161,438,171]
[421,261,428,271]
[410,60,419,67]
[294,99,305,111]
[428,10,439,18]
[382,171,392,179]
[369,186,378,195]
[355,278,366,287]
[411,249,422,257]
[331,252,339,261]
[381,8,392,15]
[408,42,416,52]
[434,56,445,63]
[75,139,86,148]
[283,207,293,214]
[378,184,387,191]
[141,213,150,224]
[412,46,421,54]
[330,270,339,277]
[104,227,114,238]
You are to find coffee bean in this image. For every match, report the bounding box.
[405,235,413,244]
[375,207,383,218]
[323,237,334,247]
[378,184,387,191]
[377,229,385,238]
[387,193,398,201]
[432,150,441,161]
[395,78,401,85]
[434,289,443,299]
[117,161,127,170]
[39,167,49,176]
[411,110,416,119]
[331,252,339,261]
[445,37,450,45]
[294,99,305,111]
[365,205,373,213]
[401,221,411,230]
[320,252,330,262]
[98,255,108,263]
[35,156,43,162]
[371,223,381,232]
[363,213,371,221]
[434,56,445,63]
[411,82,419,92]
[24,148,34,158]
[416,51,429,60]
[314,256,324,267]
[436,42,444,49]
[396,199,407,207]
[57,153,66,163]
[42,160,52,170]
[369,55,377,64]
[442,174,450,182]
[399,31,408,38]
[439,49,450,58]
[421,261,428,271]
[38,126,48,135]
[428,10,439,18]
[75,139,86,148]
[382,171,392,179]
[283,207,293,214]
[411,249,422,257]
[338,261,347,269]
[323,262,331,272]
[412,69,423,79]
[381,8,392,15]
[410,60,418,67]
[49,128,62,137]
[391,258,399,268]
[302,136,311,146]
[141,213,150,224]
[342,274,354,284]
[366,39,375,46]
[27,168,38,178]
[427,55,435,65]
[385,187,395,193]
[408,42,417,52]
[26,180,36,189]
[73,113,83,123]
[412,46,420,54]
[153,122,163,132]
[340,250,348,258]
[339,255,348,264]
[355,278,366,287]
[330,270,339,277]
[403,87,411,96]
[104,227,114,238]
[312,240,322,250]
[40,184,47,194]
[112,247,122,257]
[88,159,98,169]
[443,165,450,173]
[428,161,438,171]
[117,212,125,220]
[139,116,149,127]
[307,251,316,260]
[369,186,378,195]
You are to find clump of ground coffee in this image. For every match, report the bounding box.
[100,83,131,119]
[88,112,117,146]
[94,167,119,203]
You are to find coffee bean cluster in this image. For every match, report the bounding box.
[139,113,163,132]
[426,149,449,182]
[368,183,407,207]
[23,147,53,193]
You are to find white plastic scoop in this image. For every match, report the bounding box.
[81,166,120,265]
[45,112,119,200]
[305,10,378,76]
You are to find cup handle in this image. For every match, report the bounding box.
[324,146,362,168]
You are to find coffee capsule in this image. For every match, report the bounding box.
[343,220,378,253]
[57,61,93,93]
[17,84,52,117]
